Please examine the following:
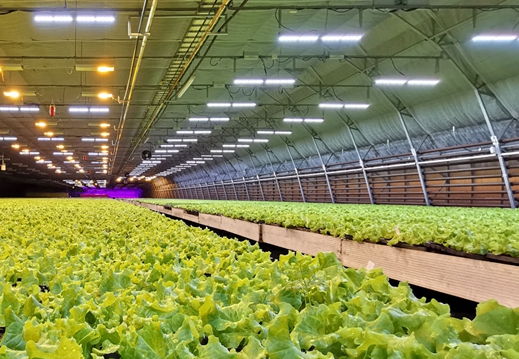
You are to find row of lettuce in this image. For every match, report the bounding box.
[0,199,517,358]
[139,199,519,257]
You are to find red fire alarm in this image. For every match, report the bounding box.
[49,104,56,117]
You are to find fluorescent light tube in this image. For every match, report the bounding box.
[232,103,256,107]
[35,15,73,22]
[472,35,517,42]
[194,130,211,134]
[304,119,324,123]
[89,107,110,113]
[177,76,195,98]
[0,106,19,111]
[343,103,370,109]
[234,79,264,85]
[70,107,89,113]
[176,130,193,134]
[284,118,304,122]
[207,103,231,107]
[279,35,319,42]
[264,79,296,85]
[321,35,363,42]
[19,107,40,112]
[375,78,407,85]
[275,131,292,135]
[76,15,115,23]
[407,79,441,86]
[319,103,344,108]
[0,136,17,141]
[189,117,209,122]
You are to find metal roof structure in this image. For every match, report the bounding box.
[1,0,518,205]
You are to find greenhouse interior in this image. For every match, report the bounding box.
[0,0,518,358]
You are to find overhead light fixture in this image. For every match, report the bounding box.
[318,103,344,109]
[166,138,197,143]
[238,138,269,143]
[69,106,110,113]
[0,63,23,71]
[20,151,40,155]
[407,79,441,86]
[176,130,211,135]
[97,92,113,99]
[375,78,408,86]
[53,152,73,156]
[99,123,111,128]
[35,121,47,128]
[232,103,256,107]
[44,131,54,137]
[279,35,319,42]
[234,79,264,85]
[100,132,110,137]
[177,76,196,98]
[264,79,296,85]
[257,130,274,135]
[11,144,20,149]
[275,130,292,135]
[343,103,370,109]
[257,130,292,135]
[189,117,209,122]
[97,66,115,73]
[82,138,108,142]
[20,107,40,112]
[76,15,115,23]
[0,106,19,112]
[69,107,89,113]
[472,34,518,42]
[284,118,324,123]
[0,136,17,141]
[89,107,110,113]
[321,35,363,42]
[207,103,231,107]
[3,91,20,99]
[56,145,65,149]
[34,15,74,23]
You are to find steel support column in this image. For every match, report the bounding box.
[285,144,306,202]
[396,112,431,206]
[475,90,517,208]
[243,177,251,201]
[347,126,375,205]
[198,184,205,199]
[221,180,228,200]
[213,181,219,200]
[230,178,238,200]
[257,175,266,201]
[264,147,283,201]
[311,137,335,203]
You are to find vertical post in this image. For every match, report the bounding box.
[199,184,205,199]
[230,178,238,200]
[286,144,306,202]
[311,137,335,203]
[397,112,431,206]
[221,180,228,200]
[257,175,266,201]
[213,181,219,200]
[188,187,194,199]
[474,90,516,209]
[264,148,283,201]
[243,177,251,201]
[347,127,375,204]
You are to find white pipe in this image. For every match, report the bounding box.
[111,0,158,174]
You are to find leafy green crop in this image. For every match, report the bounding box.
[0,199,518,358]
[140,199,519,257]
